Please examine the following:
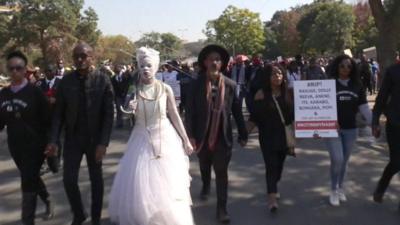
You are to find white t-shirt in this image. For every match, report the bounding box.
[287,72,301,88]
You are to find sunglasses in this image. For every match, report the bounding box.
[339,64,352,69]
[73,53,89,60]
[7,65,25,72]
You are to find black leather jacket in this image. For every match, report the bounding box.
[373,64,400,126]
[50,69,114,147]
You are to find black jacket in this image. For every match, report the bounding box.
[50,69,114,147]
[185,74,248,149]
[251,93,293,152]
[0,84,50,152]
[111,72,133,98]
[35,77,62,93]
[373,64,400,126]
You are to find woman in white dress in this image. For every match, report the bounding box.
[108,47,195,225]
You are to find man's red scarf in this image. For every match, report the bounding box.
[201,75,225,151]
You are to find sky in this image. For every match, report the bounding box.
[83,0,341,42]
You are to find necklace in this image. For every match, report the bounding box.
[138,80,164,101]
[138,80,164,159]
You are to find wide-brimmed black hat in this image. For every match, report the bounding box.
[198,44,230,72]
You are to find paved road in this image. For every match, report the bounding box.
[1,120,399,225]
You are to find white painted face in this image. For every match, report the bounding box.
[136,47,160,82]
[139,56,157,81]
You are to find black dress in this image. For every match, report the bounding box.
[251,92,293,194]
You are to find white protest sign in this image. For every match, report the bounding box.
[162,71,181,104]
[294,80,338,138]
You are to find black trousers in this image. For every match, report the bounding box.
[198,138,231,210]
[260,148,286,194]
[375,123,400,194]
[63,137,103,223]
[10,144,49,225]
[115,97,124,127]
[259,132,287,194]
[10,146,48,195]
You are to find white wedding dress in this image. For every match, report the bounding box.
[108,81,194,225]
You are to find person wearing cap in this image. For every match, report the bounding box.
[185,44,248,223]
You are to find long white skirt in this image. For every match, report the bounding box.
[108,120,194,225]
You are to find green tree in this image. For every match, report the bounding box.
[160,33,183,59]
[75,7,101,47]
[6,0,84,64]
[135,32,182,60]
[263,26,281,59]
[265,10,302,58]
[97,35,135,65]
[298,1,354,54]
[135,32,161,50]
[352,2,378,54]
[0,14,10,48]
[0,0,101,66]
[369,0,400,79]
[205,5,265,55]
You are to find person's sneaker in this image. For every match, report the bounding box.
[338,189,347,202]
[329,191,340,206]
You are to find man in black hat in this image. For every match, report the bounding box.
[185,44,248,223]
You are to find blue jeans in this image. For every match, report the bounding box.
[325,129,358,191]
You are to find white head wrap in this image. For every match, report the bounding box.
[136,47,160,70]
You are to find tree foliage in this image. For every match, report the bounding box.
[368,0,400,80]
[298,1,354,54]
[0,0,100,65]
[205,5,265,55]
[352,2,378,54]
[97,35,135,65]
[264,9,302,58]
[75,7,101,47]
[135,32,183,60]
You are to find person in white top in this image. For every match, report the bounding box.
[108,47,195,225]
[287,61,302,89]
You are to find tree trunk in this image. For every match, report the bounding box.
[376,26,397,87]
[369,0,400,86]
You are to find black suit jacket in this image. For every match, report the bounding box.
[36,77,62,93]
[185,73,248,149]
[50,69,114,147]
[111,72,133,98]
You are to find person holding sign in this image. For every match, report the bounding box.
[323,55,371,206]
[248,64,293,213]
